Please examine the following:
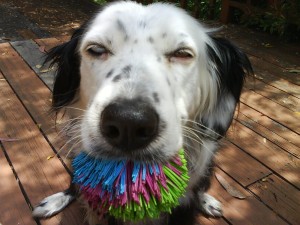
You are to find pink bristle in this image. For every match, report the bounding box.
[158,164,168,190]
[165,163,181,176]
[172,155,183,166]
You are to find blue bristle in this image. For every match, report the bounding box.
[132,162,140,182]
[120,167,126,194]
[154,164,160,175]
[103,161,124,191]
[149,164,153,175]
[142,164,146,181]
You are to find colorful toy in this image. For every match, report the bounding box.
[72,148,189,221]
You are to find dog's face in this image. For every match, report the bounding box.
[73,2,218,161]
[50,1,251,165]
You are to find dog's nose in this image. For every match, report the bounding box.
[100,99,159,151]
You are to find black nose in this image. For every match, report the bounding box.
[100,99,159,151]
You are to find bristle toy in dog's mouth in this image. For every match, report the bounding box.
[72,148,189,221]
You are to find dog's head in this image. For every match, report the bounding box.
[48,2,252,162]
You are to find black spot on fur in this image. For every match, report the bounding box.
[148,36,154,43]
[122,65,132,74]
[167,77,171,86]
[124,35,129,42]
[153,92,160,103]
[106,69,114,78]
[139,20,147,28]
[116,19,126,34]
[113,74,122,82]
[105,38,112,46]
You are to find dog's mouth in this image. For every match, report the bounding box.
[86,143,179,164]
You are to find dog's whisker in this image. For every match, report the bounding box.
[182,125,220,141]
[63,106,87,112]
[182,134,203,146]
[181,119,224,139]
[56,133,82,156]
[182,129,204,145]
[65,139,84,159]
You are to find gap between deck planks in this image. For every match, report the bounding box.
[0,33,298,224]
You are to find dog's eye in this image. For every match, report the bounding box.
[167,48,194,62]
[172,48,194,59]
[86,45,110,58]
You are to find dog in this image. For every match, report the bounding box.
[32,1,253,225]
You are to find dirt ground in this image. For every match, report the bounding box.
[0,0,98,42]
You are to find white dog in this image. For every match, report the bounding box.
[33,1,252,225]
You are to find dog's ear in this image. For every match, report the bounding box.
[46,26,86,110]
[199,37,253,138]
[208,37,253,101]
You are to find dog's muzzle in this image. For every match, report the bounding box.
[100,98,159,151]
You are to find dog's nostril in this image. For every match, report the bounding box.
[137,126,156,139]
[102,124,120,139]
[100,99,159,151]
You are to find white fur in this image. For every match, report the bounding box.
[198,193,223,217]
[32,192,74,218]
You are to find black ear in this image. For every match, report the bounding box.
[200,37,253,138]
[208,37,253,101]
[46,26,86,110]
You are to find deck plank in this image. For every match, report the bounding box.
[245,78,299,112]
[197,216,229,225]
[249,58,300,98]
[34,37,63,52]
[227,122,299,189]
[216,142,272,187]
[248,175,300,225]
[0,145,37,225]
[239,103,300,148]
[11,40,54,89]
[0,43,71,161]
[241,90,300,133]
[0,44,83,225]
[208,168,288,225]
[237,111,300,158]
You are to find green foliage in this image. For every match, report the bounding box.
[91,0,222,20]
[239,0,300,39]
[93,0,106,5]
[196,0,222,20]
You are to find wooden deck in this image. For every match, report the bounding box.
[0,25,299,225]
